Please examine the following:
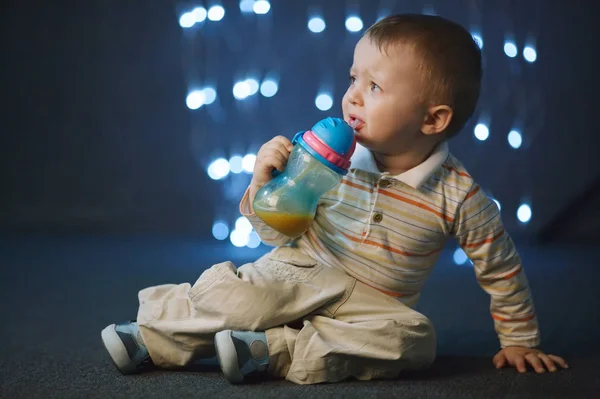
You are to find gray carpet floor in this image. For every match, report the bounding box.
[1,235,599,398]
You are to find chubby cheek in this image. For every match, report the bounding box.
[341,94,349,117]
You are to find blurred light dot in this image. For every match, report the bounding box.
[212,221,229,240]
[517,204,532,223]
[260,80,278,97]
[179,12,195,28]
[508,130,522,149]
[235,217,253,235]
[345,16,363,32]
[474,123,489,141]
[230,229,249,247]
[247,231,261,248]
[207,5,225,21]
[253,0,270,14]
[242,154,256,173]
[186,90,205,110]
[193,7,207,23]
[233,81,250,100]
[207,158,230,180]
[315,93,333,111]
[423,7,436,15]
[245,78,259,96]
[472,33,483,49]
[229,155,243,174]
[493,199,501,211]
[453,248,468,265]
[239,0,254,13]
[523,46,537,63]
[201,87,216,105]
[308,17,326,33]
[504,41,518,58]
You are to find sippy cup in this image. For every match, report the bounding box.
[252,117,357,237]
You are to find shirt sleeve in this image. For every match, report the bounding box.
[239,187,294,247]
[452,183,541,348]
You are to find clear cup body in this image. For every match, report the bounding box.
[252,144,341,237]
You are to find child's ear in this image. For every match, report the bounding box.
[421,105,453,135]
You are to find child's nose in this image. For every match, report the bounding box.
[346,86,363,106]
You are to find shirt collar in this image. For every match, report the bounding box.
[349,141,449,189]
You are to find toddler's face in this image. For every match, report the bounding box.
[342,37,428,155]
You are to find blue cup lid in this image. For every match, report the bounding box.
[292,117,357,174]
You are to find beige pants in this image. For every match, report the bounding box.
[137,247,436,384]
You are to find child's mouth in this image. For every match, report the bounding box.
[349,117,365,131]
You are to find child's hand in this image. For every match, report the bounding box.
[493,346,568,373]
[251,136,294,189]
[247,136,294,209]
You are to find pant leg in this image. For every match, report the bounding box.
[266,279,436,384]
[136,247,352,368]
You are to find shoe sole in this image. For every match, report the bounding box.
[214,330,244,384]
[101,324,136,375]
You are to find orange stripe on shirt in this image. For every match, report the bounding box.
[442,164,472,178]
[342,231,442,257]
[379,190,454,223]
[465,185,480,200]
[349,176,447,214]
[491,312,536,322]
[350,267,408,298]
[341,179,373,193]
[478,265,522,282]
[306,229,406,298]
[463,228,504,248]
[349,175,376,187]
[392,188,447,211]
[306,228,328,254]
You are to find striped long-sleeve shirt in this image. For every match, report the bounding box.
[240,141,540,348]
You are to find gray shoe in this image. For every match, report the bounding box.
[101,320,153,374]
[214,330,270,384]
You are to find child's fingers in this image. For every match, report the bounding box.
[269,148,291,171]
[525,353,545,373]
[253,149,286,183]
[493,353,506,369]
[548,354,569,369]
[275,146,292,161]
[537,353,557,372]
[514,356,527,373]
[262,149,288,171]
[262,143,292,163]
[269,136,294,152]
[492,352,506,369]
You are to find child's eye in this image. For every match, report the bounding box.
[349,75,356,85]
[371,82,381,92]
